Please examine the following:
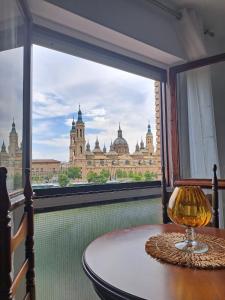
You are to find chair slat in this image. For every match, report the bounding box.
[11,213,28,253]
[0,167,12,300]
[24,292,30,300]
[24,169,35,299]
[11,259,29,297]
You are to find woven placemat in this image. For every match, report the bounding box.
[145,232,225,269]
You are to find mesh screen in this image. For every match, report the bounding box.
[35,198,162,300]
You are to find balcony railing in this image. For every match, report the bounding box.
[34,197,162,300]
[10,183,162,299]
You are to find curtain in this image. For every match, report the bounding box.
[177,9,224,226]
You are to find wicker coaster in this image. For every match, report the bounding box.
[145,232,225,269]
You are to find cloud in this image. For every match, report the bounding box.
[0,48,23,146]
[32,45,157,161]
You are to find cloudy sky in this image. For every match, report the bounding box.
[33,45,156,162]
[0,47,23,149]
[0,45,156,162]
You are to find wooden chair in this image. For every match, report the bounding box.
[0,167,35,300]
[162,164,220,228]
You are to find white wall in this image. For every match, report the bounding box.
[42,0,187,61]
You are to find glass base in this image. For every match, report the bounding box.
[175,240,208,254]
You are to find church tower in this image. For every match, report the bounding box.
[69,106,86,162]
[146,123,154,155]
[69,117,76,162]
[8,119,19,157]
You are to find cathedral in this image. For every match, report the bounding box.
[69,104,161,179]
[0,120,23,190]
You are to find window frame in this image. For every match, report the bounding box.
[169,52,225,183]
[11,1,170,205]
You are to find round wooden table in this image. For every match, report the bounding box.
[82,224,225,300]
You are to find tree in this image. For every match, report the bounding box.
[67,167,81,179]
[14,173,22,190]
[122,171,127,178]
[100,169,110,178]
[133,174,142,181]
[87,170,108,184]
[144,171,157,181]
[87,171,97,183]
[128,171,134,178]
[116,169,123,178]
[58,174,70,187]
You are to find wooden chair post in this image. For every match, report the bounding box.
[212,164,219,228]
[24,168,35,299]
[161,165,170,224]
[0,167,12,300]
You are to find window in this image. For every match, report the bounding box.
[32,45,164,189]
[0,0,25,193]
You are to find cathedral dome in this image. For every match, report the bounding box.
[113,136,128,146]
[113,124,129,155]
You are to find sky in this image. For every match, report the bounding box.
[0,45,156,162]
[0,47,23,149]
[32,45,156,162]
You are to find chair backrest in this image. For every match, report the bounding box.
[0,167,35,300]
[162,164,220,228]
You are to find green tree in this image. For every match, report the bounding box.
[58,174,70,187]
[122,171,127,178]
[128,171,134,178]
[87,171,97,183]
[100,169,110,178]
[144,171,157,181]
[14,173,22,190]
[133,174,142,181]
[67,167,81,179]
[87,170,108,184]
[116,169,123,178]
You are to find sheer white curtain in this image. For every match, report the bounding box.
[179,8,219,177]
[178,9,224,225]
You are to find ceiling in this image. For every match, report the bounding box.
[27,0,225,67]
[166,0,225,42]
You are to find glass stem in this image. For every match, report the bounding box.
[185,227,196,246]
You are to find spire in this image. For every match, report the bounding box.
[135,141,140,152]
[95,137,100,149]
[103,144,106,153]
[118,123,122,138]
[71,116,76,130]
[77,105,83,123]
[140,138,144,149]
[110,141,114,151]
[11,118,16,133]
[147,122,152,134]
[86,140,90,152]
[1,141,6,153]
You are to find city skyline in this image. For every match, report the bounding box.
[32,45,156,162]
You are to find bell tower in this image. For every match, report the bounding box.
[8,119,19,157]
[146,123,154,155]
[69,106,86,163]
[69,117,76,162]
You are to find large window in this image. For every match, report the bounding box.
[32,45,162,189]
[0,0,24,193]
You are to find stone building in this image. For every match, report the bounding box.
[69,102,161,180]
[0,120,22,190]
[1,81,161,186]
[32,159,61,177]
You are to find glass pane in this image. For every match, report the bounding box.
[32,45,162,189]
[35,198,162,300]
[0,0,24,193]
[177,61,225,179]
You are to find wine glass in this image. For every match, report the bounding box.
[167,186,212,254]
